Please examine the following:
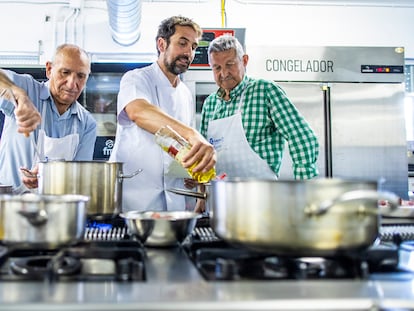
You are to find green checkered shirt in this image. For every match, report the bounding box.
[200,75,319,179]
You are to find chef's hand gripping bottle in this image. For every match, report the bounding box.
[154,125,216,183]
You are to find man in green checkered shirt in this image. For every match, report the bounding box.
[199,35,319,180]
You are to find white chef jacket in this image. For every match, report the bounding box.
[109,62,195,212]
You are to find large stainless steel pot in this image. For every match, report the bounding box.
[38,161,142,217]
[0,193,89,246]
[210,178,399,256]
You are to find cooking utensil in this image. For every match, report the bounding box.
[167,183,212,215]
[167,187,207,200]
[0,193,89,246]
[120,211,200,247]
[28,131,44,161]
[37,160,142,218]
[209,178,400,256]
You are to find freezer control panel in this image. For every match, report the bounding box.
[361,65,404,74]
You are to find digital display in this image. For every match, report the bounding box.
[361,65,404,74]
[191,29,236,68]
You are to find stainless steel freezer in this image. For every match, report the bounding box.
[248,46,408,199]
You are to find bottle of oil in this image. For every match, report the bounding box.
[154,125,216,183]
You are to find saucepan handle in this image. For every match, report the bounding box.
[166,187,207,200]
[304,190,400,216]
[17,208,48,227]
[118,168,143,180]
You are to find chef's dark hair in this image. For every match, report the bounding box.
[207,35,245,65]
[156,16,202,56]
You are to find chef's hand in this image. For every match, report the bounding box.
[181,133,216,173]
[12,89,41,136]
[193,183,207,213]
[20,165,38,189]
[194,199,206,214]
[184,178,197,189]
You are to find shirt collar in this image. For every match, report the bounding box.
[154,62,181,87]
[41,81,51,100]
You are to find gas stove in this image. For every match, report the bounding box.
[0,217,414,310]
[0,217,413,284]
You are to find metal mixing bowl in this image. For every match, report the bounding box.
[120,211,200,247]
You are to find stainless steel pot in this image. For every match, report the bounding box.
[0,193,89,246]
[209,178,400,256]
[38,160,142,217]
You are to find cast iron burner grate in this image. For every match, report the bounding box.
[0,240,146,282]
[191,247,373,280]
[184,226,400,281]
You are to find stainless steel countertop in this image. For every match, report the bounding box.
[1,245,414,311]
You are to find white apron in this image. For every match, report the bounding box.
[36,101,79,161]
[207,87,277,180]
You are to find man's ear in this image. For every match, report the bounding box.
[242,54,249,67]
[45,61,53,79]
[157,37,166,54]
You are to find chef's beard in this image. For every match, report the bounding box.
[165,56,191,75]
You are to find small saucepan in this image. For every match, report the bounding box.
[0,193,89,247]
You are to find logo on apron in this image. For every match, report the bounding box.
[209,136,225,151]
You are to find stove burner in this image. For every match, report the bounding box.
[85,217,129,241]
[185,226,399,281]
[10,255,81,277]
[194,249,371,280]
[0,241,147,282]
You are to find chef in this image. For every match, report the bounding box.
[200,34,319,180]
[194,35,319,212]
[0,43,97,193]
[109,16,216,213]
